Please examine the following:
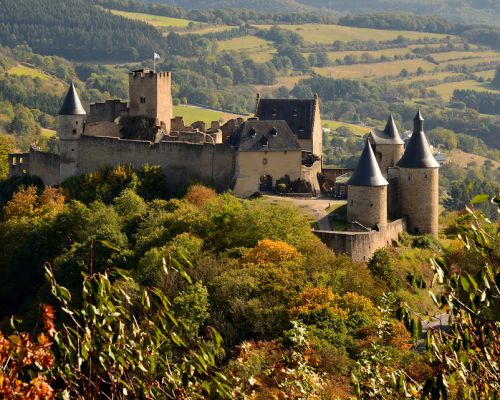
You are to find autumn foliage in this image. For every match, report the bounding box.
[184,184,217,207]
[242,239,303,265]
[0,305,56,399]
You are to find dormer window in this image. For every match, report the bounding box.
[269,127,278,136]
[299,126,305,132]
[248,128,256,137]
[261,137,268,146]
[271,109,277,118]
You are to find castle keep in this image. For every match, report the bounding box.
[9,68,439,261]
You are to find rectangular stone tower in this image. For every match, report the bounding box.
[128,68,172,132]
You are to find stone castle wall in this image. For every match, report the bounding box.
[399,167,439,236]
[373,143,404,175]
[347,185,387,228]
[314,218,406,262]
[87,100,128,124]
[28,148,60,186]
[77,135,235,193]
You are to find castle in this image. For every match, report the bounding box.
[8,68,439,261]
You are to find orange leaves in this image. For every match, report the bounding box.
[0,304,56,399]
[242,240,303,266]
[184,184,217,207]
[2,186,65,221]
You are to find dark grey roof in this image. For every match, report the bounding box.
[59,82,86,115]
[231,120,301,152]
[348,140,388,187]
[397,111,439,168]
[255,98,316,140]
[370,114,404,145]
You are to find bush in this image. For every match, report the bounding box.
[413,234,441,251]
[367,248,400,291]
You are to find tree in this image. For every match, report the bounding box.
[0,133,15,180]
[353,196,500,399]
[492,66,500,89]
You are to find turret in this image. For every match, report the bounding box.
[58,82,86,182]
[347,139,388,228]
[367,114,404,175]
[397,110,439,236]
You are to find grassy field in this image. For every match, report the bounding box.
[172,104,245,124]
[110,10,193,27]
[431,50,499,62]
[323,120,371,136]
[447,149,500,168]
[8,65,49,80]
[314,58,436,79]
[256,24,452,44]
[217,35,272,52]
[474,69,497,80]
[443,55,500,67]
[316,47,412,62]
[431,79,500,100]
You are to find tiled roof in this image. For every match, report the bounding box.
[231,120,301,152]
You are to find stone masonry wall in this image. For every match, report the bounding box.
[87,100,128,124]
[77,135,235,193]
[399,167,439,236]
[347,185,387,228]
[28,148,60,186]
[314,218,406,262]
[373,143,404,175]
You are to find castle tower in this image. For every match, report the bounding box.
[58,82,86,182]
[128,68,172,132]
[347,139,389,228]
[397,110,440,236]
[367,114,404,175]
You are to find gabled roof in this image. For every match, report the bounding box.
[369,114,404,145]
[348,140,388,187]
[255,98,316,140]
[59,82,86,115]
[397,110,439,169]
[231,120,301,152]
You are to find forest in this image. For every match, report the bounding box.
[0,166,498,398]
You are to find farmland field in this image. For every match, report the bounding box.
[110,10,193,28]
[431,50,499,62]
[431,80,500,100]
[314,59,436,79]
[323,120,371,136]
[173,104,245,124]
[217,36,272,52]
[9,65,49,80]
[255,24,453,44]
[317,47,412,62]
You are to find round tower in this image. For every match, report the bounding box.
[57,82,86,182]
[367,114,404,175]
[347,139,389,228]
[397,110,439,236]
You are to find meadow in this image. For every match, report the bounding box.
[172,104,245,124]
[323,120,371,136]
[110,10,194,28]
[431,80,500,101]
[255,24,453,44]
[8,65,50,80]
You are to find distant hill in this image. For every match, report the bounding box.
[149,0,500,26]
[0,0,164,61]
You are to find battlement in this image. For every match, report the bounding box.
[129,69,170,79]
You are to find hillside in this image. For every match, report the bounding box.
[0,0,164,60]
[147,0,500,25]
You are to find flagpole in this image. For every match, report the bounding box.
[153,53,156,73]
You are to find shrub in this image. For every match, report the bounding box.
[367,248,400,291]
[242,239,302,265]
[413,234,441,251]
[184,184,216,207]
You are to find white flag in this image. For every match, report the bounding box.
[154,52,160,60]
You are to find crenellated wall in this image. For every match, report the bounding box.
[77,135,235,193]
[314,218,406,262]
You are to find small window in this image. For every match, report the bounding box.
[350,200,353,206]
[284,150,287,155]
[370,203,373,207]
[140,97,146,104]
[73,129,77,134]
[292,109,298,117]
[263,158,267,165]
[12,158,16,166]
[75,121,78,125]
[19,157,23,163]
[425,174,428,179]
[408,176,411,181]
[72,148,75,152]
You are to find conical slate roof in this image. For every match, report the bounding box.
[397,110,439,169]
[370,114,404,145]
[59,82,86,115]
[348,140,388,187]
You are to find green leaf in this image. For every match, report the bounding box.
[460,275,470,292]
[470,194,489,204]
